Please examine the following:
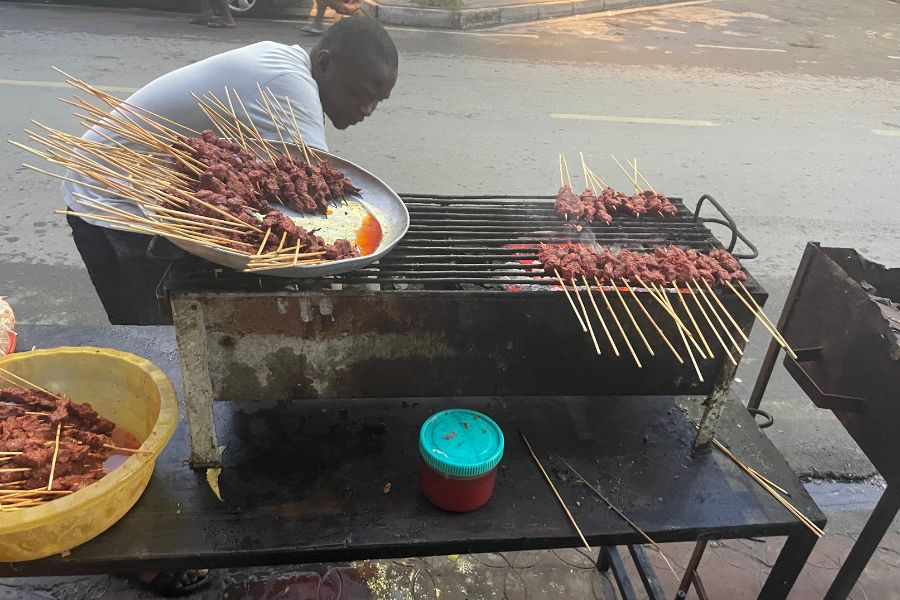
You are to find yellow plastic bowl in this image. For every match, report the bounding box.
[0,346,178,561]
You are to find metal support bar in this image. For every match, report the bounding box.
[627,545,666,599]
[597,547,639,600]
[825,483,900,600]
[676,539,708,598]
[748,242,818,409]
[758,530,818,599]
[171,296,220,469]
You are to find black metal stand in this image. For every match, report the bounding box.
[824,484,900,599]
[747,243,900,599]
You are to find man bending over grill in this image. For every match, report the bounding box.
[63,16,398,331]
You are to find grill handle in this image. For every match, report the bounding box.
[692,194,759,260]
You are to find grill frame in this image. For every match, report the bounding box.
[161,194,765,467]
[161,194,763,293]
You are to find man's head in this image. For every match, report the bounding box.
[310,16,398,130]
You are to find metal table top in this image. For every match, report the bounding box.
[3,325,824,580]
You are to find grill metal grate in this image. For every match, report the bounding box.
[162,195,760,293]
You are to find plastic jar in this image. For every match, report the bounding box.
[419,409,504,512]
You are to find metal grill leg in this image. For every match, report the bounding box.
[171,297,220,468]
[627,545,665,599]
[748,242,817,410]
[597,547,639,600]
[676,539,708,598]
[825,483,900,600]
[758,530,817,599]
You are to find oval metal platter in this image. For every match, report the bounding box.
[145,149,409,278]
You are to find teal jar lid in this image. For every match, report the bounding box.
[419,409,504,478]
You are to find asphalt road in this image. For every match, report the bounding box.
[1,0,898,482]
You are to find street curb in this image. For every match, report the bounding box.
[361,0,676,30]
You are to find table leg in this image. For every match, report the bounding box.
[597,547,639,600]
[758,529,818,599]
[677,539,708,598]
[825,483,900,600]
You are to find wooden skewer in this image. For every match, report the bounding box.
[623,280,682,363]
[712,437,822,537]
[659,284,703,382]
[0,468,31,473]
[612,282,654,356]
[579,152,596,194]
[584,163,609,190]
[693,279,743,356]
[701,278,749,343]
[520,432,592,552]
[0,367,56,396]
[256,83,293,161]
[685,281,737,366]
[636,277,708,359]
[224,88,246,147]
[0,489,73,496]
[0,452,24,456]
[582,275,619,355]
[596,279,637,365]
[609,154,640,189]
[232,90,277,162]
[46,424,62,491]
[103,444,144,454]
[256,229,272,256]
[745,466,791,497]
[558,154,565,189]
[241,259,327,272]
[561,154,573,189]
[553,270,587,333]
[557,455,679,579]
[725,281,796,359]
[573,278,602,355]
[625,158,657,194]
[737,281,797,359]
[673,283,714,359]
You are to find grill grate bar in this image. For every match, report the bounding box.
[164,195,762,294]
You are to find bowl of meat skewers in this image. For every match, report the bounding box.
[0,347,177,561]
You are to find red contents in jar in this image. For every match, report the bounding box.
[420,459,498,512]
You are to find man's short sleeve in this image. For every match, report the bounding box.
[260,71,329,152]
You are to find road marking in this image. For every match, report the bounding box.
[551,113,717,127]
[872,129,900,137]
[889,56,900,60]
[645,26,687,35]
[385,26,539,39]
[695,44,786,53]
[0,79,138,93]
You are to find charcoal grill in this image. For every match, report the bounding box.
[161,193,766,467]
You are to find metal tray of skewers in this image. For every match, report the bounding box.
[142,147,410,279]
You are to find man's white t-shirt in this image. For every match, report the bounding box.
[63,41,328,227]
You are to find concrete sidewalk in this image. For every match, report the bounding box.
[360,0,678,30]
[4,529,899,598]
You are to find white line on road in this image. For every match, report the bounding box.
[695,44,787,53]
[872,129,900,137]
[551,113,717,127]
[0,79,138,93]
[889,56,900,60]
[385,26,539,39]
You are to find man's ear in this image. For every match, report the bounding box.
[312,49,331,79]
